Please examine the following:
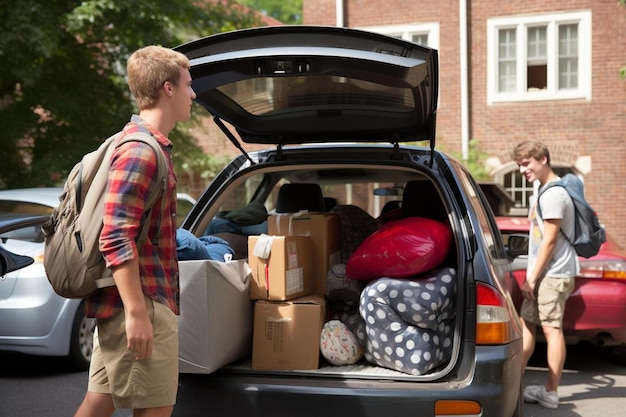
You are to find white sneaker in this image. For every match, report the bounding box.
[524,385,559,409]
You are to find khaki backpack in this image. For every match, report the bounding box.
[41,130,168,298]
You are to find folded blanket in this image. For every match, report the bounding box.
[176,229,234,262]
[218,201,268,225]
[205,218,268,236]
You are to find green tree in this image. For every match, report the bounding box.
[237,0,302,24]
[0,0,260,188]
[449,140,491,181]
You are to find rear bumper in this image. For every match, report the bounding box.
[174,340,523,417]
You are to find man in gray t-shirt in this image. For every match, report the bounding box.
[512,141,579,410]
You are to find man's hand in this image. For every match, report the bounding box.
[125,309,154,360]
[521,279,536,300]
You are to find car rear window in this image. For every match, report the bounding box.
[217,75,415,117]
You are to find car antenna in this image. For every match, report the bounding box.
[213,116,256,165]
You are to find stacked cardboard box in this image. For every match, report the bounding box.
[267,212,341,295]
[248,235,313,301]
[252,294,326,370]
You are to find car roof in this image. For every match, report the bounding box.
[0,188,62,208]
[175,25,438,147]
[0,188,193,208]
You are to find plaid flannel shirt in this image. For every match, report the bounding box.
[86,115,179,319]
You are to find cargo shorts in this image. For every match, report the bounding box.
[87,296,178,409]
[520,276,575,328]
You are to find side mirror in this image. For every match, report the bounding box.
[0,245,34,275]
[506,234,529,259]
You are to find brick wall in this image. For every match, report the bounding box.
[301,0,626,249]
[468,0,626,249]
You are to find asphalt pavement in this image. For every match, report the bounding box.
[1,343,626,416]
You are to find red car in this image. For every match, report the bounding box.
[497,216,626,360]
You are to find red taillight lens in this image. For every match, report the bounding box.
[579,260,626,280]
[476,282,515,345]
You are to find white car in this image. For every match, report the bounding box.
[0,187,195,369]
[0,188,93,370]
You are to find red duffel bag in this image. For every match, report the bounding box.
[346,216,452,280]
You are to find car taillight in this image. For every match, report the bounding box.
[578,260,626,280]
[33,251,45,264]
[476,282,516,345]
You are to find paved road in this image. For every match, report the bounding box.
[0,354,128,417]
[1,343,625,416]
[523,343,626,417]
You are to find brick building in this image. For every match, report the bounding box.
[301,0,626,248]
[193,0,626,248]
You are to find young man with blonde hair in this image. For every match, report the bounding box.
[74,45,196,417]
[512,141,579,410]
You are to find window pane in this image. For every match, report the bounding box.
[498,29,517,92]
[526,26,547,90]
[527,27,547,61]
[558,24,579,89]
[412,34,428,46]
[504,170,533,209]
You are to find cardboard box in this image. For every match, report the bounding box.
[252,295,326,370]
[248,235,313,300]
[267,212,341,294]
[178,259,254,374]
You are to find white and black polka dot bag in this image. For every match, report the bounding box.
[359,267,456,375]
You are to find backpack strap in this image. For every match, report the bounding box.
[536,180,572,245]
[115,130,169,247]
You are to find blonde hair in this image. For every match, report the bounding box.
[127,45,190,110]
[512,140,551,166]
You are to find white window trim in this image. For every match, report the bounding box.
[358,23,440,51]
[487,11,591,104]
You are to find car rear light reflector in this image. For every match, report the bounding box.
[435,400,481,416]
[476,282,513,345]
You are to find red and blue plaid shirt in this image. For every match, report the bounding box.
[86,115,179,319]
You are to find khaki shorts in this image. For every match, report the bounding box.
[88,297,178,409]
[521,276,575,328]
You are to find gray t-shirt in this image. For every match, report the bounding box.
[528,181,580,279]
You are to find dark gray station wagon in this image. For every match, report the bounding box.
[173,25,523,417]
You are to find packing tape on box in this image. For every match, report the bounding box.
[252,234,274,258]
[270,210,309,236]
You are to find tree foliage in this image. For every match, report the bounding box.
[237,0,302,24]
[0,0,261,188]
[449,140,491,181]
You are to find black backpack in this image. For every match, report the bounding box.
[537,173,606,258]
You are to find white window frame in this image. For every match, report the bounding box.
[358,23,440,51]
[487,11,591,104]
